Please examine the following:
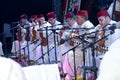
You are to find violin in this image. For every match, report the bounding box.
[96,25,107,53]
[98,38,105,47]
[58,25,69,37]
[97,26,105,47]
[25,27,30,41]
[32,26,37,42]
[39,31,48,46]
[16,28,22,41]
[38,21,48,46]
[68,31,80,46]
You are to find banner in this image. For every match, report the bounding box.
[65,0,81,15]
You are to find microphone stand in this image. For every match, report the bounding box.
[80,33,87,80]
[10,23,18,56]
[77,31,98,80]
[25,27,30,65]
[40,42,45,63]
[62,42,82,80]
[45,27,50,63]
[51,27,58,63]
[10,24,22,58]
[82,32,111,80]
[35,45,55,64]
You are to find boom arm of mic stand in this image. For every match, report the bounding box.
[35,45,55,63]
[81,33,110,51]
[62,42,82,56]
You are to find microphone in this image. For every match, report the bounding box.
[108,23,116,31]
[108,21,120,31]
[11,21,20,24]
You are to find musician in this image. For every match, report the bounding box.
[108,0,120,21]
[76,10,94,33]
[76,10,95,79]
[60,12,79,46]
[35,13,52,64]
[11,14,32,64]
[41,12,63,63]
[60,12,83,80]
[0,41,4,56]
[20,14,32,28]
[96,10,120,51]
[30,15,40,41]
[0,57,27,80]
[95,10,120,73]
[37,13,51,28]
[11,25,27,55]
[47,11,63,35]
[26,15,42,63]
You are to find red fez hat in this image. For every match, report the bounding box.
[31,15,37,19]
[37,14,44,18]
[20,14,28,19]
[47,12,56,19]
[77,10,88,16]
[97,10,109,18]
[65,12,74,19]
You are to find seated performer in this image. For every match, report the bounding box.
[34,13,52,64]
[11,14,32,65]
[39,11,63,63]
[95,10,120,76]
[60,12,83,80]
[76,10,95,79]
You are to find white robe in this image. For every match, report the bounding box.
[0,57,26,80]
[97,38,120,80]
[108,1,120,18]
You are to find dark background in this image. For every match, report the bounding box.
[0,0,53,54]
[0,0,113,38]
[0,0,52,37]
[0,0,113,55]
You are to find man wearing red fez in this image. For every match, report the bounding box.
[37,14,51,28]
[76,10,96,79]
[76,10,94,32]
[30,15,37,22]
[47,12,61,26]
[42,11,64,64]
[46,11,63,36]
[20,13,28,20]
[33,13,52,64]
[20,14,30,26]
[96,10,120,48]
[60,12,83,80]
[28,14,42,63]
[11,13,33,63]
[76,10,94,34]
[95,10,120,79]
